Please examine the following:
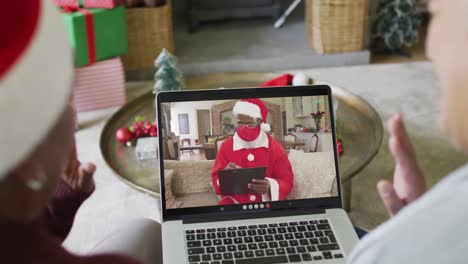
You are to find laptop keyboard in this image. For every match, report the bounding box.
[185,219,343,263]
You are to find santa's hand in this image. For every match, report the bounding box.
[248,179,270,194]
[225,162,241,170]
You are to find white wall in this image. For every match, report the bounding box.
[318,133,334,152]
[284,97,317,131]
[169,97,325,142]
[171,99,284,141]
[170,100,230,143]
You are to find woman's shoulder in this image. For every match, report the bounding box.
[348,163,468,263]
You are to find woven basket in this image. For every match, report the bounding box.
[305,0,368,54]
[122,0,174,71]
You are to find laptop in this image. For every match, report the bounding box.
[156,85,359,264]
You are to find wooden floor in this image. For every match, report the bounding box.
[371,26,429,64]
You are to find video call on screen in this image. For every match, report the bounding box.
[160,96,338,209]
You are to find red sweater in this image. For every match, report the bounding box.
[0,180,142,264]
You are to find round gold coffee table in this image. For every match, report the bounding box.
[100,73,383,211]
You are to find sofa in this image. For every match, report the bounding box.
[164,149,338,209]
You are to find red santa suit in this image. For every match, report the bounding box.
[211,100,295,206]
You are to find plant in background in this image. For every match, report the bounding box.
[311,111,326,131]
[153,48,185,94]
[372,0,421,54]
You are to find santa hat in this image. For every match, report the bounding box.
[233,99,271,132]
[260,74,294,87]
[260,73,309,87]
[0,0,73,179]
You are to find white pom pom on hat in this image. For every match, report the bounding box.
[233,98,271,132]
[0,0,73,180]
[292,72,309,86]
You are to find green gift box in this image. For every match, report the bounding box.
[62,6,128,67]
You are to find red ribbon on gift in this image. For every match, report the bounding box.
[55,0,85,8]
[63,7,96,65]
[55,0,120,8]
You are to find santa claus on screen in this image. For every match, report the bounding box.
[211,98,294,205]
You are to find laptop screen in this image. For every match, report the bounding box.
[157,86,342,220]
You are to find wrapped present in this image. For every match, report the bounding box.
[62,6,128,67]
[54,0,124,9]
[72,58,127,112]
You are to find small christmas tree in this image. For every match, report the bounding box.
[153,48,184,94]
[372,0,421,55]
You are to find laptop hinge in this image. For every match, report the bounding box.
[182,207,326,224]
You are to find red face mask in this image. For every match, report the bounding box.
[236,126,261,142]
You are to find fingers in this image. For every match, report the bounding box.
[387,113,404,139]
[65,142,79,175]
[387,113,415,160]
[78,162,96,193]
[226,162,241,169]
[252,179,267,184]
[248,180,269,194]
[387,114,426,198]
[248,184,268,194]
[387,114,421,175]
[80,162,96,176]
[377,180,405,216]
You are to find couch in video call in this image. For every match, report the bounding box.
[164,149,338,209]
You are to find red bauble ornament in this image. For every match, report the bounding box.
[337,140,344,155]
[116,127,133,145]
[118,116,158,146]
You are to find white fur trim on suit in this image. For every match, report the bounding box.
[263,178,279,202]
[260,123,271,132]
[233,101,262,119]
[223,196,240,204]
[262,192,270,202]
[209,179,222,201]
[233,131,269,151]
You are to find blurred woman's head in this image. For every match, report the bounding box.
[427,0,468,149]
[0,0,73,221]
[0,108,74,221]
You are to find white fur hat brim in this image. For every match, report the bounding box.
[0,1,73,179]
[233,100,262,119]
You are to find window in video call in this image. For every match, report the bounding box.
[159,95,338,210]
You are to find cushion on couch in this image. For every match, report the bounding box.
[177,191,220,208]
[165,150,338,205]
[164,169,183,208]
[287,149,337,199]
[164,160,215,196]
